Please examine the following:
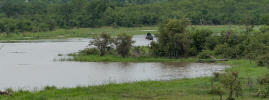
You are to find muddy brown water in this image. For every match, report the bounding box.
[0,35,228,90]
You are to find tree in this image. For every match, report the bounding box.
[0,18,17,36]
[154,19,192,58]
[221,72,242,100]
[263,14,269,26]
[90,33,113,56]
[211,72,242,100]
[114,33,134,57]
[190,29,213,53]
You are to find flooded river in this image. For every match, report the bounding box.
[0,35,228,90]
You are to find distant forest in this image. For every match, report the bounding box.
[0,0,269,33]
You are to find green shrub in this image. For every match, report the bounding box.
[260,25,269,34]
[90,33,113,56]
[204,36,223,50]
[79,48,100,55]
[211,72,242,100]
[198,50,214,59]
[114,33,134,57]
[214,43,244,59]
[44,86,57,90]
[257,74,269,97]
[190,29,213,53]
[256,54,269,67]
[209,84,225,100]
[156,19,192,57]
[149,41,165,57]
[131,46,148,57]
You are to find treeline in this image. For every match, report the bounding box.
[0,0,269,34]
[150,19,269,68]
[77,18,269,66]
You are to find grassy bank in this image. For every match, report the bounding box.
[0,59,268,100]
[69,55,198,62]
[0,25,262,41]
[0,26,158,40]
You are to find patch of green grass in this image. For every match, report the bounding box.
[69,55,198,63]
[225,59,269,78]
[1,59,269,100]
[0,25,263,41]
[0,26,158,41]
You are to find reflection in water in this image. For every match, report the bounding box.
[0,35,228,90]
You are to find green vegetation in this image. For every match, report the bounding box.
[2,0,269,99]
[0,60,269,100]
[114,33,135,57]
[69,55,197,62]
[0,0,269,35]
[0,27,157,40]
[62,19,269,100]
[70,19,269,63]
[0,25,263,41]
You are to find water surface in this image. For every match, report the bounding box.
[0,35,228,90]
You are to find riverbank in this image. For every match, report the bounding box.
[68,55,198,62]
[0,27,158,41]
[0,59,267,100]
[0,25,262,41]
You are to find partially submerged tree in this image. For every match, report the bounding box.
[89,33,113,56]
[114,33,135,57]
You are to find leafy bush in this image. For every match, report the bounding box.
[131,46,148,57]
[190,29,213,53]
[260,25,269,34]
[114,33,134,57]
[209,84,225,100]
[256,54,269,67]
[210,72,242,100]
[198,50,214,59]
[257,74,269,97]
[89,33,113,56]
[44,86,57,90]
[149,41,165,57]
[204,36,223,50]
[152,19,192,58]
[79,48,100,55]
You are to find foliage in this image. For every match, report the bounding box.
[152,19,192,58]
[256,74,269,97]
[209,84,225,100]
[263,14,269,26]
[114,33,135,57]
[79,48,100,55]
[149,41,164,57]
[214,43,238,59]
[1,0,269,34]
[260,25,269,34]
[190,29,213,53]
[256,54,269,67]
[89,33,113,56]
[211,72,242,100]
[131,46,148,57]
[198,50,214,59]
